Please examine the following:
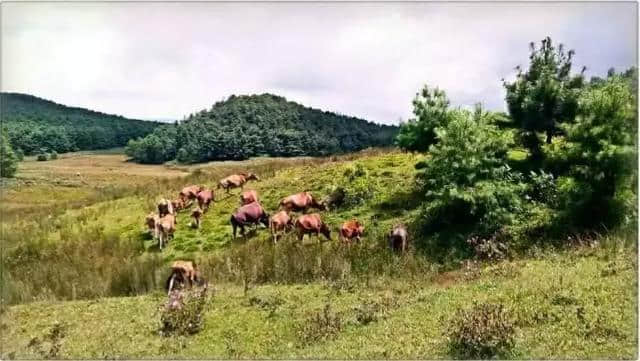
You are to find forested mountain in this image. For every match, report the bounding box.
[1,93,159,154]
[125,94,398,164]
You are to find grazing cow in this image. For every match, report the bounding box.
[191,206,203,229]
[145,212,160,237]
[294,213,331,243]
[157,198,174,217]
[269,210,293,243]
[217,173,259,194]
[165,260,204,295]
[230,202,269,239]
[156,214,176,250]
[180,185,203,202]
[340,219,365,244]
[280,192,326,213]
[240,190,259,205]
[196,189,214,212]
[389,224,409,253]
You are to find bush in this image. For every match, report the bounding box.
[417,111,525,238]
[159,287,209,336]
[448,302,516,359]
[298,303,343,345]
[466,230,509,261]
[50,151,58,160]
[1,133,18,177]
[37,153,48,161]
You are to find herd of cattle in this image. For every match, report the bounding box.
[145,171,410,294]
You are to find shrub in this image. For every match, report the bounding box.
[36,153,48,161]
[466,230,509,261]
[298,303,343,345]
[1,133,18,177]
[448,302,516,359]
[159,287,209,336]
[50,151,58,160]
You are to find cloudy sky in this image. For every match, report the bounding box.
[2,2,637,124]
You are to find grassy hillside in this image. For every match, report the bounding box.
[2,246,635,359]
[125,94,399,164]
[1,149,636,359]
[1,92,159,154]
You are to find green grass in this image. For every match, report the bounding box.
[2,246,635,359]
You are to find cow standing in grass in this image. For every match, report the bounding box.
[295,213,331,243]
[340,219,364,244]
[240,190,259,205]
[389,224,409,253]
[230,202,269,239]
[156,214,177,250]
[269,210,293,243]
[165,260,204,295]
[180,185,203,203]
[191,206,203,229]
[280,192,326,213]
[218,173,259,194]
[196,189,214,212]
[145,212,160,238]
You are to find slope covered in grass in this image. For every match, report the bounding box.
[2,246,635,359]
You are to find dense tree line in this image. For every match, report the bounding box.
[1,93,159,155]
[126,94,398,164]
[398,37,637,252]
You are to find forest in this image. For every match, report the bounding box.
[124,94,398,164]
[1,92,159,156]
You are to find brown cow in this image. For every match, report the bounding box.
[280,192,326,213]
[157,198,174,217]
[171,198,186,212]
[294,213,331,243]
[217,173,259,194]
[165,260,205,295]
[340,219,365,244]
[240,190,259,205]
[191,206,203,229]
[230,202,269,239]
[180,185,204,202]
[196,189,214,212]
[389,224,409,253]
[156,214,176,250]
[269,210,293,243]
[145,212,160,237]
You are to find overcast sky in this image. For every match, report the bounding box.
[2,2,637,124]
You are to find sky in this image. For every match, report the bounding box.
[2,2,637,124]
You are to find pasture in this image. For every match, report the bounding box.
[0,148,636,359]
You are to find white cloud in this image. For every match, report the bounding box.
[2,2,636,124]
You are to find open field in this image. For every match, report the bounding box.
[1,148,637,359]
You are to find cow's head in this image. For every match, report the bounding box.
[260,212,270,227]
[320,223,332,241]
[247,173,260,181]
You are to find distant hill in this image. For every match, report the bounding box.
[1,93,159,155]
[126,93,399,164]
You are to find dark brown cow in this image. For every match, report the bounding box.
[191,206,203,229]
[340,219,365,243]
[157,198,174,217]
[230,202,269,239]
[180,185,204,202]
[269,210,293,243]
[196,189,214,212]
[240,190,259,205]
[165,260,205,295]
[156,214,176,250]
[389,224,409,253]
[218,173,259,194]
[280,192,326,213]
[294,213,331,243]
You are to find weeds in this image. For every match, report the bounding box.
[159,287,209,336]
[298,303,343,345]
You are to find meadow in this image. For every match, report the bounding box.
[0,148,636,359]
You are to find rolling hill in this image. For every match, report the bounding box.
[1,92,160,154]
[125,93,399,164]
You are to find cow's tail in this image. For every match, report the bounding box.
[166,272,176,295]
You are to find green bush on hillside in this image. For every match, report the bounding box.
[37,153,48,161]
[1,133,18,177]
